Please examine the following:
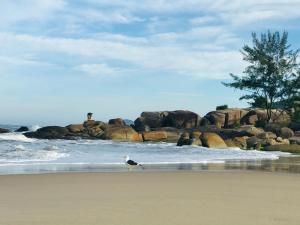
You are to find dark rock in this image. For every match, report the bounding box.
[177,132,192,146]
[108,118,126,126]
[15,126,29,132]
[162,110,201,129]
[24,126,70,139]
[0,128,10,133]
[134,110,201,132]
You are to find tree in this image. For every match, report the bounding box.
[223,31,300,122]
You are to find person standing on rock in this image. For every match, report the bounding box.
[87,112,93,121]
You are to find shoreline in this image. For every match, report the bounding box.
[1,171,300,225]
[1,156,300,175]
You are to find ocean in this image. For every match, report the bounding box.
[0,124,291,175]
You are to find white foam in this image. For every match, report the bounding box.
[0,133,35,142]
[14,144,25,150]
[30,125,41,132]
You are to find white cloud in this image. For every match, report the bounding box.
[75,63,119,76]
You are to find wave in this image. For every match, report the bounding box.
[0,133,35,142]
[30,125,41,132]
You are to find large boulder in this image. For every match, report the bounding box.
[204,108,249,128]
[108,118,126,126]
[0,128,10,133]
[83,120,106,137]
[66,124,84,133]
[256,132,277,140]
[15,126,29,132]
[265,124,294,138]
[225,137,247,149]
[142,131,168,142]
[162,110,201,129]
[134,112,166,131]
[241,109,290,125]
[24,126,70,139]
[289,137,300,145]
[201,132,227,148]
[279,127,294,139]
[134,110,201,132]
[152,127,182,142]
[264,144,300,154]
[177,131,202,146]
[101,126,142,142]
[218,126,264,140]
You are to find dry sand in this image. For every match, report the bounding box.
[0,171,300,225]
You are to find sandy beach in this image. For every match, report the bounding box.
[1,171,300,225]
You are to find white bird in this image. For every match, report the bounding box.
[124,155,144,169]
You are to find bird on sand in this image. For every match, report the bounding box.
[124,155,144,169]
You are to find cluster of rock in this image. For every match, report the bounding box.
[2,108,299,153]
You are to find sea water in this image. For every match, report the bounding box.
[0,125,291,175]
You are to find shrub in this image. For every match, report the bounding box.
[216,105,228,110]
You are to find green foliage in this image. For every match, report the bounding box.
[255,120,267,128]
[216,105,228,110]
[232,121,241,129]
[223,31,300,122]
[250,96,267,108]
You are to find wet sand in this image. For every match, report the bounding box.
[1,171,300,225]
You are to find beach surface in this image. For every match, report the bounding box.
[1,171,300,225]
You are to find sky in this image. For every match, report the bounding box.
[0,0,300,126]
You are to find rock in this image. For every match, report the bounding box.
[264,144,300,153]
[190,138,202,146]
[142,131,168,142]
[241,109,290,125]
[290,122,300,131]
[246,136,262,149]
[177,131,202,146]
[218,126,263,140]
[162,110,201,129]
[152,127,181,142]
[0,128,10,133]
[108,118,126,126]
[66,124,84,133]
[24,126,70,139]
[201,132,227,148]
[295,131,300,137]
[204,108,249,128]
[101,126,142,142]
[225,137,248,149]
[232,137,248,149]
[265,124,294,138]
[289,137,300,145]
[204,111,225,128]
[134,110,201,131]
[15,126,29,132]
[177,133,191,146]
[134,112,165,131]
[256,132,277,139]
[279,127,294,139]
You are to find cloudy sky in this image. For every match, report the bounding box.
[1,0,300,125]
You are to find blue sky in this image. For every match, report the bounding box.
[1,0,300,125]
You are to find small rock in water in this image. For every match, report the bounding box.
[15,126,29,132]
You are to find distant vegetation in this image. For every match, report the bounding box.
[216,105,228,110]
[223,31,300,123]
